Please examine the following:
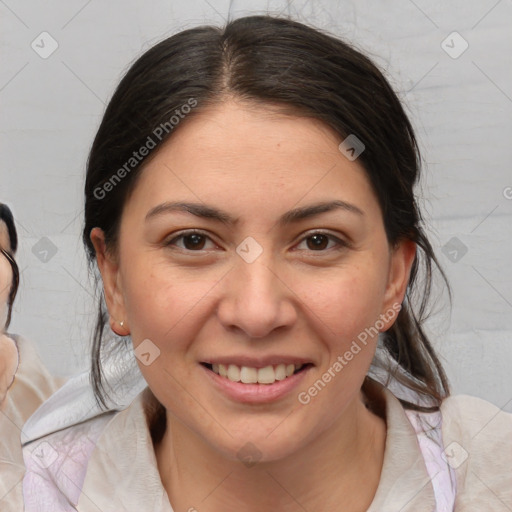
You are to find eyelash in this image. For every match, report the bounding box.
[165,229,349,254]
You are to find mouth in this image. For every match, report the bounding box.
[200,362,313,385]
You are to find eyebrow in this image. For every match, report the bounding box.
[145,199,364,226]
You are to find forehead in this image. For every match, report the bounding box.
[127,100,378,219]
[170,100,343,162]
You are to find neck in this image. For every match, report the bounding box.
[154,383,387,512]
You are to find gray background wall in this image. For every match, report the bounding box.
[1,0,511,409]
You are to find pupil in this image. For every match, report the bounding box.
[308,234,327,250]
[185,234,205,250]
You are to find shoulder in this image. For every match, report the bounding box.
[22,411,116,510]
[22,390,153,511]
[0,335,64,510]
[440,393,512,446]
[440,394,512,510]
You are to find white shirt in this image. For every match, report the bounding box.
[19,377,512,511]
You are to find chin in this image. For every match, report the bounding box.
[200,420,306,466]
[225,436,303,466]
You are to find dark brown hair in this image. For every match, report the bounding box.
[83,15,450,411]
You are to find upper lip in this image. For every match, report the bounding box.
[201,356,314,368]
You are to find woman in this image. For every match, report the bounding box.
[0,203,20,409]
[0,203,61,510]
[21,15,511,511]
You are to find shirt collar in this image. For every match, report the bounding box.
[364,377,437,511]
[79,381,436,511]
[78,388,172,511]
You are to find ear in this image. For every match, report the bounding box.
[380,239,416,330]
[90,227,130,336]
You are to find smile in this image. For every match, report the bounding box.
[202,363,309,385]
[207,364,305,384]
[200,360,314,403]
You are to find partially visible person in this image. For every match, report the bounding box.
[0,334,17,410]
[0,204,19,408]
[0,202,143,510]
[0,203,61,510]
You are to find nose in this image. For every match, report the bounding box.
[216,250,297,339]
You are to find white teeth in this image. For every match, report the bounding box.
[209,362,305,384]
[227,364,241,382]
[257,365,276,384]
[240,366,258,384]
[274,364,287,381]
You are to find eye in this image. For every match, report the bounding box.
[295,232,348,252]
[164,230,348,254]
[165,230,217,251]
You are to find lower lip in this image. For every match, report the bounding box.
[201,364,312,404]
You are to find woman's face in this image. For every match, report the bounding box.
[0,220,18,408]
[93,100,414,462]
[0,222,12,330]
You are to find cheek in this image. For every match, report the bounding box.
[0,258,13,328]
[297,263,387,341]
[119,264,220,415]
[291,267,387,422]
[120,260,220,349]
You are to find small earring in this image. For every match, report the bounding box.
[119,320,124,328]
